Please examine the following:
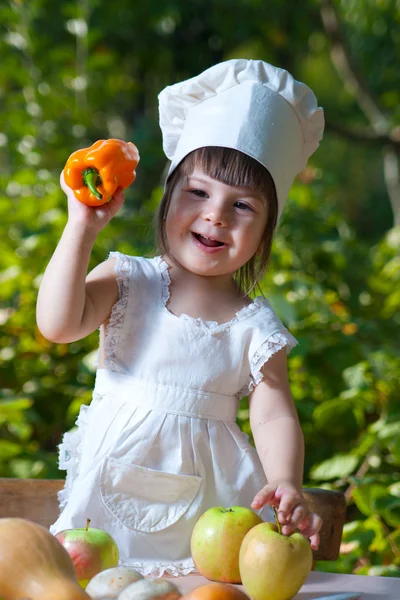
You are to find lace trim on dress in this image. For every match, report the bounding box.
[119,557,197,577]
[104,251,131,371]
[55,393,104,513]
[237,331,298,398]
[156,254,172,306]
[154,256,268,334]
[247,331,298,394]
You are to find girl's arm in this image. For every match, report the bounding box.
[36,173,125,343]
[248,347,322,549]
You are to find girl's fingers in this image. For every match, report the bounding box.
[282,511,321,546]
[251,485,277,509]
[252,487,322,555]
[106,189,125,216]
[112,186,125,205]
[309,532,320,551]
[277,510,288,524]
[297,512,323,539]
[60,170,73,198]
[277,492,305,518]
[281,522,296,535]
[279,504,307,534]
[104,186,124,208]
[289,503,308,525]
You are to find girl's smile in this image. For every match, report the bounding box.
[165,167,268,278]
[191,231,227,252]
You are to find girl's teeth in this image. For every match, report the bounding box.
[196,234,223,247]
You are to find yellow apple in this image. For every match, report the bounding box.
[190,506,262,583]
[239,522,312,600]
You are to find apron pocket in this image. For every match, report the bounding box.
[100,457,202,533]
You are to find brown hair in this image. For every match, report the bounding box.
[155,147,278,296]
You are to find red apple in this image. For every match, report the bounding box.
[239,522,313,600]
[190,506,262,583]
[55,518,119,589]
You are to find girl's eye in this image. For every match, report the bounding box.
[190,189,207,197]
[235,201,253,212]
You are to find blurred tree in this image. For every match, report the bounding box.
[320,0,400,226]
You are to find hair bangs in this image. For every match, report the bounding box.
[179,147,271,198]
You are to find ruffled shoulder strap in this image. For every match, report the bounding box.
[238,300,298,396]
[248,329,297,393]
[103,252,132,371]
[103,253,162,371]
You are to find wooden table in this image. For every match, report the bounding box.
[170,571,399,600]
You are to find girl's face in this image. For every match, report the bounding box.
[164,167,268,279]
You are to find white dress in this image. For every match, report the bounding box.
[49,253,298,576]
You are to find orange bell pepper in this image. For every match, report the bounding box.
[64,138,140,206]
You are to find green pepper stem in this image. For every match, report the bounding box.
[82,167,103,200]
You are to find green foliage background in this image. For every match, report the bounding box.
[1,0,399,577]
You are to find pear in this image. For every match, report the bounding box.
[239,522,312,600]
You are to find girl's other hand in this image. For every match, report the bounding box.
[60,170,125,233]
[251,480,322,550]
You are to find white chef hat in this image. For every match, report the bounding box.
[158,59,324,218]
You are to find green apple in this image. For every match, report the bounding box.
[190,506,262,583]
[239,522,313,600]
[55,519,119,589]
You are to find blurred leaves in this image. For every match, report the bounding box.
[1,0,399,577]
[310,454,360,481]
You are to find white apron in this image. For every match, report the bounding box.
[50,253,297,576]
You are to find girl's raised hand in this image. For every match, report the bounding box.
[60,170,125,234]
[251,480,322,550]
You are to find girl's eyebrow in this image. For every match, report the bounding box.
[186,176,210,185]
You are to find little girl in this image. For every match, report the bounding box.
[37,59,325,576]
